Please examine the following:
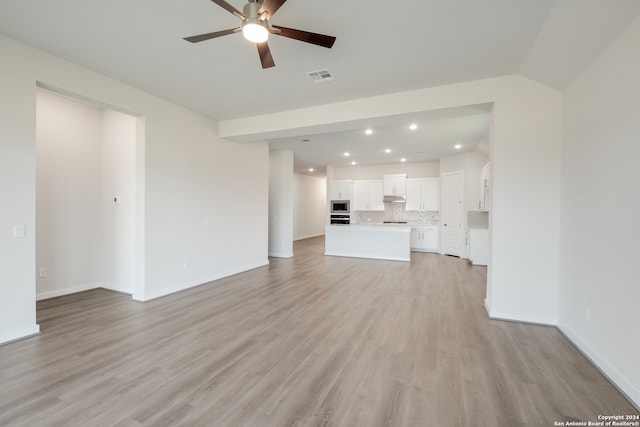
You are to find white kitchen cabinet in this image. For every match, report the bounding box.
[469,228,489,265]
[352,180,384,211]
[406,178,440,211]
[329,179,353,200]
[383,174,407,196]
[410,226,440,252]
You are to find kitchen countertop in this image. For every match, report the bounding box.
[346,223,438,228]
[341,223,411,229]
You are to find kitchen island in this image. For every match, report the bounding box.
[324,224,411,262]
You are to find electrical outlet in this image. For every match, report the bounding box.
[183,260,189,271]
[39,268,48,278]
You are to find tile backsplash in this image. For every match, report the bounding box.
[467,210,489,229]
[353,202,439,225]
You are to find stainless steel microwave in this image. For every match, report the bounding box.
[330,200,350,213]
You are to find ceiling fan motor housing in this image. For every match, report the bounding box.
[243,1,263,20]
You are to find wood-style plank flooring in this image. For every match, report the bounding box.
[0,237,636,426]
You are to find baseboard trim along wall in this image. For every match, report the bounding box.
[0,325,40,346]
[484,299,558,327]
[558,322,640,411]
[293,233,325,242]
[484,298,639,409]
[36,282,105,301]
[136,259,270,302]
[268,252,294,259]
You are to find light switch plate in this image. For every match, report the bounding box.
[13,225,26,238]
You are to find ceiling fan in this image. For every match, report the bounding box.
[184,0,336,69]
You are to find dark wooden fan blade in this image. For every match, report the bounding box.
[259,0,287,18]
[257,42,275,68]
[184,28,238,43]
[271,25,336,48]
[211,0,245,19]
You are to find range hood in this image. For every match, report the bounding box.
[383,195,406,203]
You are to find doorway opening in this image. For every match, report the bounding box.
[35,87,144,305]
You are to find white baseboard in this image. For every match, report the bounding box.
[0,324,40,346]
[293,233,324,241]
[483,299,557,326]
[100,282,133,295]
[558,321,640,410]
[138,259,270,302]
[269,252,294,258]
[36,282,103,301]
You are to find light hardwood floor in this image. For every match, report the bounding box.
[0,237,636,426]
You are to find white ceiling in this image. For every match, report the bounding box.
[1,0,639,173]
[269,105,492,174]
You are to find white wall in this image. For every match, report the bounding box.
[36,90,107,299]
[333,161,440,180]
[293,173,326,241]
[0,39,39,343]
[269,151,294,257]
[220,75,563,327]
[560,16,640,406]
[0,34,269,343]
[102,109,137,294]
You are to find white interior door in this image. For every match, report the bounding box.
[441,171,464,256]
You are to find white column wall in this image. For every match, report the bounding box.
[0,42,39,343]
[269,151,294,258]
[560,16,640,406]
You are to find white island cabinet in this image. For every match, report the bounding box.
[325,225,411,262]
[410,226,440,252]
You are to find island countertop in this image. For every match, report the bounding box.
[324,225,411,262]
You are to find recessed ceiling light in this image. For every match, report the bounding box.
[308,168,314,172]
[351,161,357,166]
[344,152,350,157]
[400,158,407,162]
[409,123,418,130]
[454,144,462,150]
[365,129,373,135]
[384,148,391,153]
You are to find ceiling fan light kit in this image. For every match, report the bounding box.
[242,21,269,43]
[184,0,336,69]
[241,1,269,43]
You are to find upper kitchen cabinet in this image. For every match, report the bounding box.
[329,179,353,200]
[383,174,407,196]
[353,180,384,211]
[406,178,440,211]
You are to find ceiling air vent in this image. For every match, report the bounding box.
[307,69,335,84]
